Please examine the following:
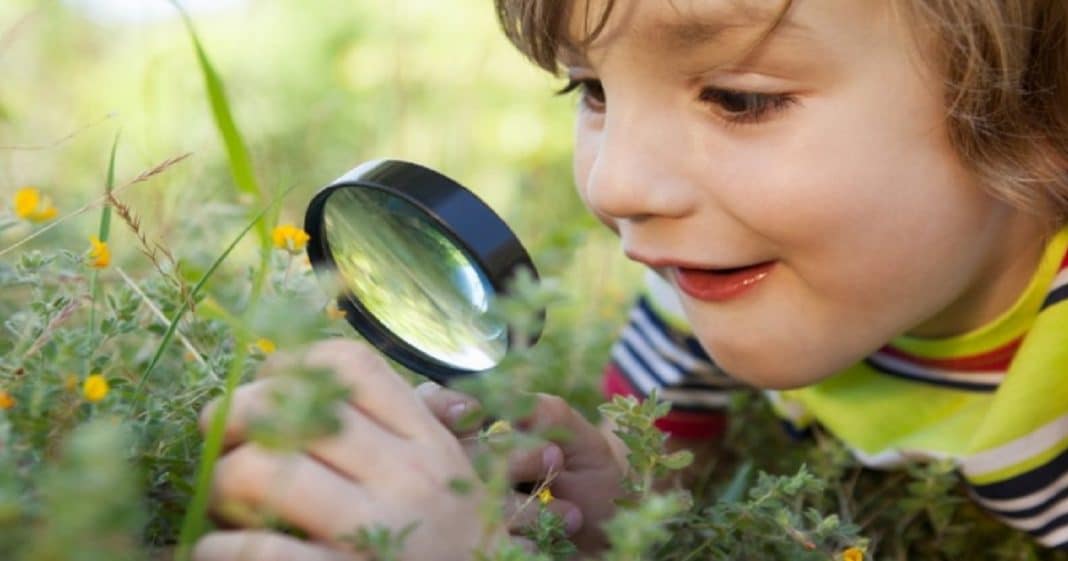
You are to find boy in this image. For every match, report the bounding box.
[194,0,1068,559]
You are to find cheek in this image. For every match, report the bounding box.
[718,68,995,297]
[684,89,1000,386]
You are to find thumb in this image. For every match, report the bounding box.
[519,394,615,472]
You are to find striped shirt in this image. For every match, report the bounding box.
[603,226,1068,548]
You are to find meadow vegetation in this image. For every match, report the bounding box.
[1,1,1066,559]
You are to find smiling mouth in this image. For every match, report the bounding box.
[673,261,777,302]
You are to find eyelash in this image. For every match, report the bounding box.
[556,78,798,126]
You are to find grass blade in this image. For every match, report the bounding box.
[99,132,118,241]
[84,131,120,376]
[87,132,119,341]
[170,0,269,246]
[133,183,295,396]
[172,189,287,561]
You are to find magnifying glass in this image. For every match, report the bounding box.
[304,159,542,385]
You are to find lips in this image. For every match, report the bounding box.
[673,261,777,302]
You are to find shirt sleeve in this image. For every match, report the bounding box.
[602,269,746,439]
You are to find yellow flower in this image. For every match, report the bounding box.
[325,302,347,320]
[0,390,15,410]
[536,487,554,505]
[271,224,310,253]
[12,187,58,223]
[82,374,109,403]
[253,338,277,355]
[841,547,864,561]
[87,236,110,269]
[484,419,513,436]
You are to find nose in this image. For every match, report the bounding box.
[582,108,697,222]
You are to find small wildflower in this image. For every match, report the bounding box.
[484,419,512,437]
[82,374,109,403]
[0,390,15,410]
[841,547,864,561]
[12,187,58,222]
[271,224,310,253]
[87,236,110,268]
[325,302,347,321]
[253,338,277,355]
[536,487,554,505]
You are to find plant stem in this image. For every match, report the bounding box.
[174,190,279,560]
[86,131,119,374]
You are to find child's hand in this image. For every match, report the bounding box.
[192,339,507,561]
[418,383,628,553]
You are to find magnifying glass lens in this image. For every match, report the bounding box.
[322,187,508,371]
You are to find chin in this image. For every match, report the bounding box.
[713,352,836,390]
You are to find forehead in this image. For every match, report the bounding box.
[557,0,910,81]
[560,0,831,64]
[563,0,897,71]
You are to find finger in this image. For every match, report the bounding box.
[507,442,564,484]
[193,530,355,561]
[306,404,406,480]
[196,349,316,442]
[212,444,371,541]
[503,491,583,537]
[302,339,440,439]
[414,381,485,435]
[199,379,274,448]
[202,379,403,479]
[519,394,614,472]
[510,535,538,554]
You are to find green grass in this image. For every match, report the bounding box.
[2,2,1068,560]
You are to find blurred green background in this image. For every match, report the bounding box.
[0,0,643,353]
[6,5,1061,560]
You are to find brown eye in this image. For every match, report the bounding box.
[557,79,606,112]
[698,88,797,125]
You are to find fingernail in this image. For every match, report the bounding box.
[564,507,583,535]
[447,402,469,425]
[542,444,563,472]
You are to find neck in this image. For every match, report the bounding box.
[907,210,1050,339]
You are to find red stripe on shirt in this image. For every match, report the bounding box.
[878,337,1021,372]
[603,363,727,439]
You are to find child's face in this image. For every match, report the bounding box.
[565,0,1046,388]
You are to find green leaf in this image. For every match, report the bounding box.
[170,1,269,247]
[660,449,694,471]
[448,477,474,496]
[721,461,753,503]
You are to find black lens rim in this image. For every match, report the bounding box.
[304,159,540,384]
